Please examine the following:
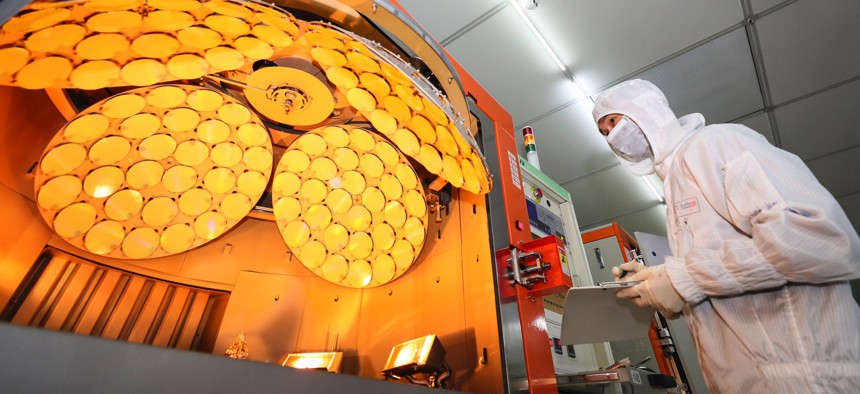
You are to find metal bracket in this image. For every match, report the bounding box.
[504,247,550,289]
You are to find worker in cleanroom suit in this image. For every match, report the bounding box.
[592,79,860,393]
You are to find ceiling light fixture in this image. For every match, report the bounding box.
[509,1,593,103]
[642,175,665,204]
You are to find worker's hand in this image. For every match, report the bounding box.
[616,265,685,319]
[612,261,645,281]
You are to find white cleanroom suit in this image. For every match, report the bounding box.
[593,79,860,393]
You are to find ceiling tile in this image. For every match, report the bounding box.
[750,0,789,14]
[443,6,580,123]
[613,205,669,237]
[395,0,504,42]
[756,0,860,104]
[514,100,617,183]
[632,27,763,124]
[527,0,744,92]
[738,112,775,144]
[774,77,860,160]
[564,165,663,228]
[806,145,860,199]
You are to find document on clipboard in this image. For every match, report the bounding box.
[559,282,654,345]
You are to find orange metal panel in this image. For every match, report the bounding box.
[458,189,503,394]
[294,277,362,366]
[515,286,557,394]
[445,37,557,394]
[212,272,309,362]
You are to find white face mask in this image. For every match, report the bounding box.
[606,116,652,161]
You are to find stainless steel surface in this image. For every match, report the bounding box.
[557,366,676,394]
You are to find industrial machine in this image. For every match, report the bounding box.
[517,155,613,376]
[582,223,690,392]
[0,1,578,393]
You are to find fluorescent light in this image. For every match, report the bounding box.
[642,176,665,204]
[509,0,566,72]
[509,1,593,103]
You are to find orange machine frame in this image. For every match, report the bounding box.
[581,222,677,380]
[387,2,559,391]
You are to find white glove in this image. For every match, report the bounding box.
[612,261,645,281]
[616,265,685,319]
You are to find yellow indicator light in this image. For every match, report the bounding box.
[273,126,428,288]
[33,85,272,259]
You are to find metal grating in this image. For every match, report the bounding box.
[2,248,228,351]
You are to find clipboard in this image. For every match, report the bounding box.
[559,283,654,345]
